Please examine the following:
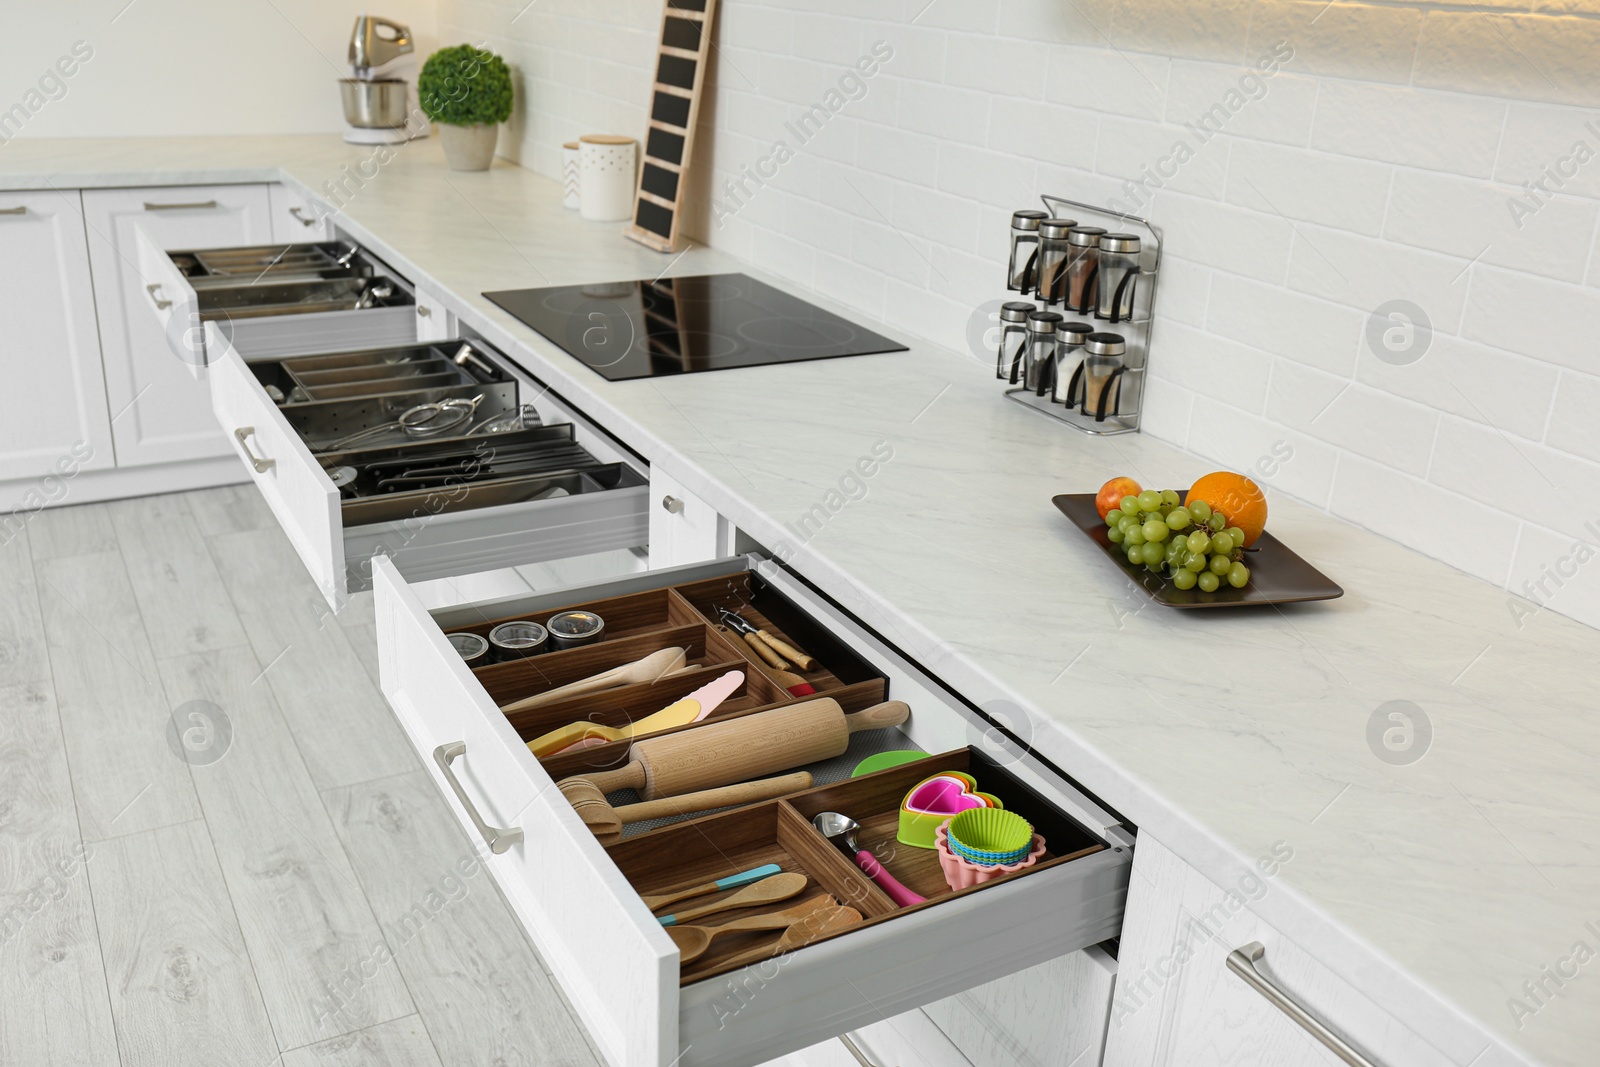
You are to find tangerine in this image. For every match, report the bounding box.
[1187,471,1267,546]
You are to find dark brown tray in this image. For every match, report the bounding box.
[1053,493,1343,608]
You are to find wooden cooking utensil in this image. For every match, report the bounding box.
[703,905,863,971]
[767,667,816,697]
[718,609,818,672]
[500,646,687,713]
[557,698,910,807]
[568,772,814,846]
[658,871,808,926]
[752,630,816,672]
[527,670,744,757]
[640,863,783,912]
[666,895,834,962]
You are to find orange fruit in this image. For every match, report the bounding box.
[1187,471,1267,546]
[1095,476,1141,519]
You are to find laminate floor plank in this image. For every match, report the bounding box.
[86,819,279,1067]
[0,524,51,686]
[207,527,417,790]
[181,483,274,538]
[280,1015,443,1067]
[325,772,601,1067]
[25,500,120,562]
[158,646,415,1050]
[109,493,250,659]
[0,680,120,1067]
[37,550,201,841]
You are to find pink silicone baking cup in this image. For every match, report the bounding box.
[934,821,1047,890]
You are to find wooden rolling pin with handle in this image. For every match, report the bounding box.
[558,698,910,830]
[575,773,815,846]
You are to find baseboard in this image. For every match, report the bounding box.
[0,455,247,513]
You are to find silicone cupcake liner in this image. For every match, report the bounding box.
[947,807,1034,859]
[935,822,1047,891]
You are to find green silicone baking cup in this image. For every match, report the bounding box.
[948,807,1034,855]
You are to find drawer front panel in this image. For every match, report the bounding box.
[208,329,345,608]
[373,557,676,1067]
[382,555,1132,1067]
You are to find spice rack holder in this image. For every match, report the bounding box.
[1001,195,1163,437]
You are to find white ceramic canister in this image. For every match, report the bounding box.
[561,140,581,210]
[579,134,637,222]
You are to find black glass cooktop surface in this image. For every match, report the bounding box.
[483,272,908,381]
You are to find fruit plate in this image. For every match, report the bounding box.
[1053,493,1343,609]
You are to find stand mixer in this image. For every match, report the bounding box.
[339,15,428,145]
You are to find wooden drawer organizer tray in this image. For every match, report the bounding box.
[608,748,1107,986]
[444,572,888,780]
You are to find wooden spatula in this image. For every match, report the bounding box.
[526,670,744,757]
[666,895,834,962]
[500,646,686,713]
[657,871,808,926]
[698,905,863,970]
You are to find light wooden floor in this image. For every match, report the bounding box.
[0,486,602,1067]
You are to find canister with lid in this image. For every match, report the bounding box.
[1095,233,1142,322]
[546,610,606,650]
[1022,311,1064,396]
[1007,209,1049,294]
[995,301,1036,382]
[1035,218,1076,307]
[488,620,549,662]
[448,632,490,666]
[1080,332,1127,421]
[1052,321,1094,405]
[1064,227,1107,316]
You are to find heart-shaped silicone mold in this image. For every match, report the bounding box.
[904,774,993,816]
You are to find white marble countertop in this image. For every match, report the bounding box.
[8,135,1594,1067]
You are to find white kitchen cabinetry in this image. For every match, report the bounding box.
[650,467,730,567]
[1102,834,1455,1067]
[0,190,115,482]
[923,945,1117,1067]
[777,1010,976,1067]
[268,182,332,242]
[82,184,273,467]
[413,283,456,342]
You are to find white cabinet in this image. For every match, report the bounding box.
[0,190,115,482]
[268,183,332,242]
[1103,834,1455,1067]
[82,184,273,467]
[650,467,730,568]
[414,283,456,342]
[923,946,1117,1067]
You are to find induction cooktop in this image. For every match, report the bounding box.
[483,272,908,382]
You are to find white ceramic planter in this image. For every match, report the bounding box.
[440,123,499,171]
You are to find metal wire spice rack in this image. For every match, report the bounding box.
[1000,195,1163,436]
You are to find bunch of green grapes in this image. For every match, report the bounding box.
[1103,488,1252,591]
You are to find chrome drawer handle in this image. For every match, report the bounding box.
[143,199,218,211]
[0,205,26,216]
[146,283,172,310]
[1226,943,1380,1067]
[838,1035,890,1067]
[434,742,524,854]
[416,304,432,317]
[233,427,275,474]
[288,205,317,227]
[662,494,683,514]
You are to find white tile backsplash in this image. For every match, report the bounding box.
[437,0,1600,633]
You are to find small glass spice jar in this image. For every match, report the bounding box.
[1035,218,1077,307]
[1006,209,1049,294]
[1064,226,1107,316]
[546,610,606,650]
[995,301,1036,382]
[488,620,549,662]
[1095,233,1142,322]
[448,632,490,667]
[1080,332,1127,422]
[1022,311,1064,396]
[1052,321,1094,405]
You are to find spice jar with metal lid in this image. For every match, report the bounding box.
[448,632,490,667]
[1022,311,1064,397]
[995,301,1036,382]
[488,620,549,662]
[1095,233,1142,322]
[1035,218,1077,307]
[1065,226,1106,315]
[546,610,606,649]
[1007,209,1049,294]
[1052,321,1094,405]
[1080,332,1127,422]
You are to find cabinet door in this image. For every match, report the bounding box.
[268,183,332,242]
[922,946,1116,1067]
[1103,834,1455,1067]
[82,184,273,467]
[0,190,115,481]
[650,467,728,568]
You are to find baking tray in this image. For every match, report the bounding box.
[1053,493,1342,608]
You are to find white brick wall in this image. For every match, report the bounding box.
[438,0,1600,631]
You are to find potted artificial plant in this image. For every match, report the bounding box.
[419,44,514,171]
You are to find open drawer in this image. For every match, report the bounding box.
[373,553,1133,1067]
[134,229,419,373]
[210,325,650,612]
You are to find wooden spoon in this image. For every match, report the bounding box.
[658,871,808,926]
[500,646,687,713]
[701,905,863,971]
[666,895,834,963]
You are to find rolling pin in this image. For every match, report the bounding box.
[573,773,815,846]
[558,698,910,806]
